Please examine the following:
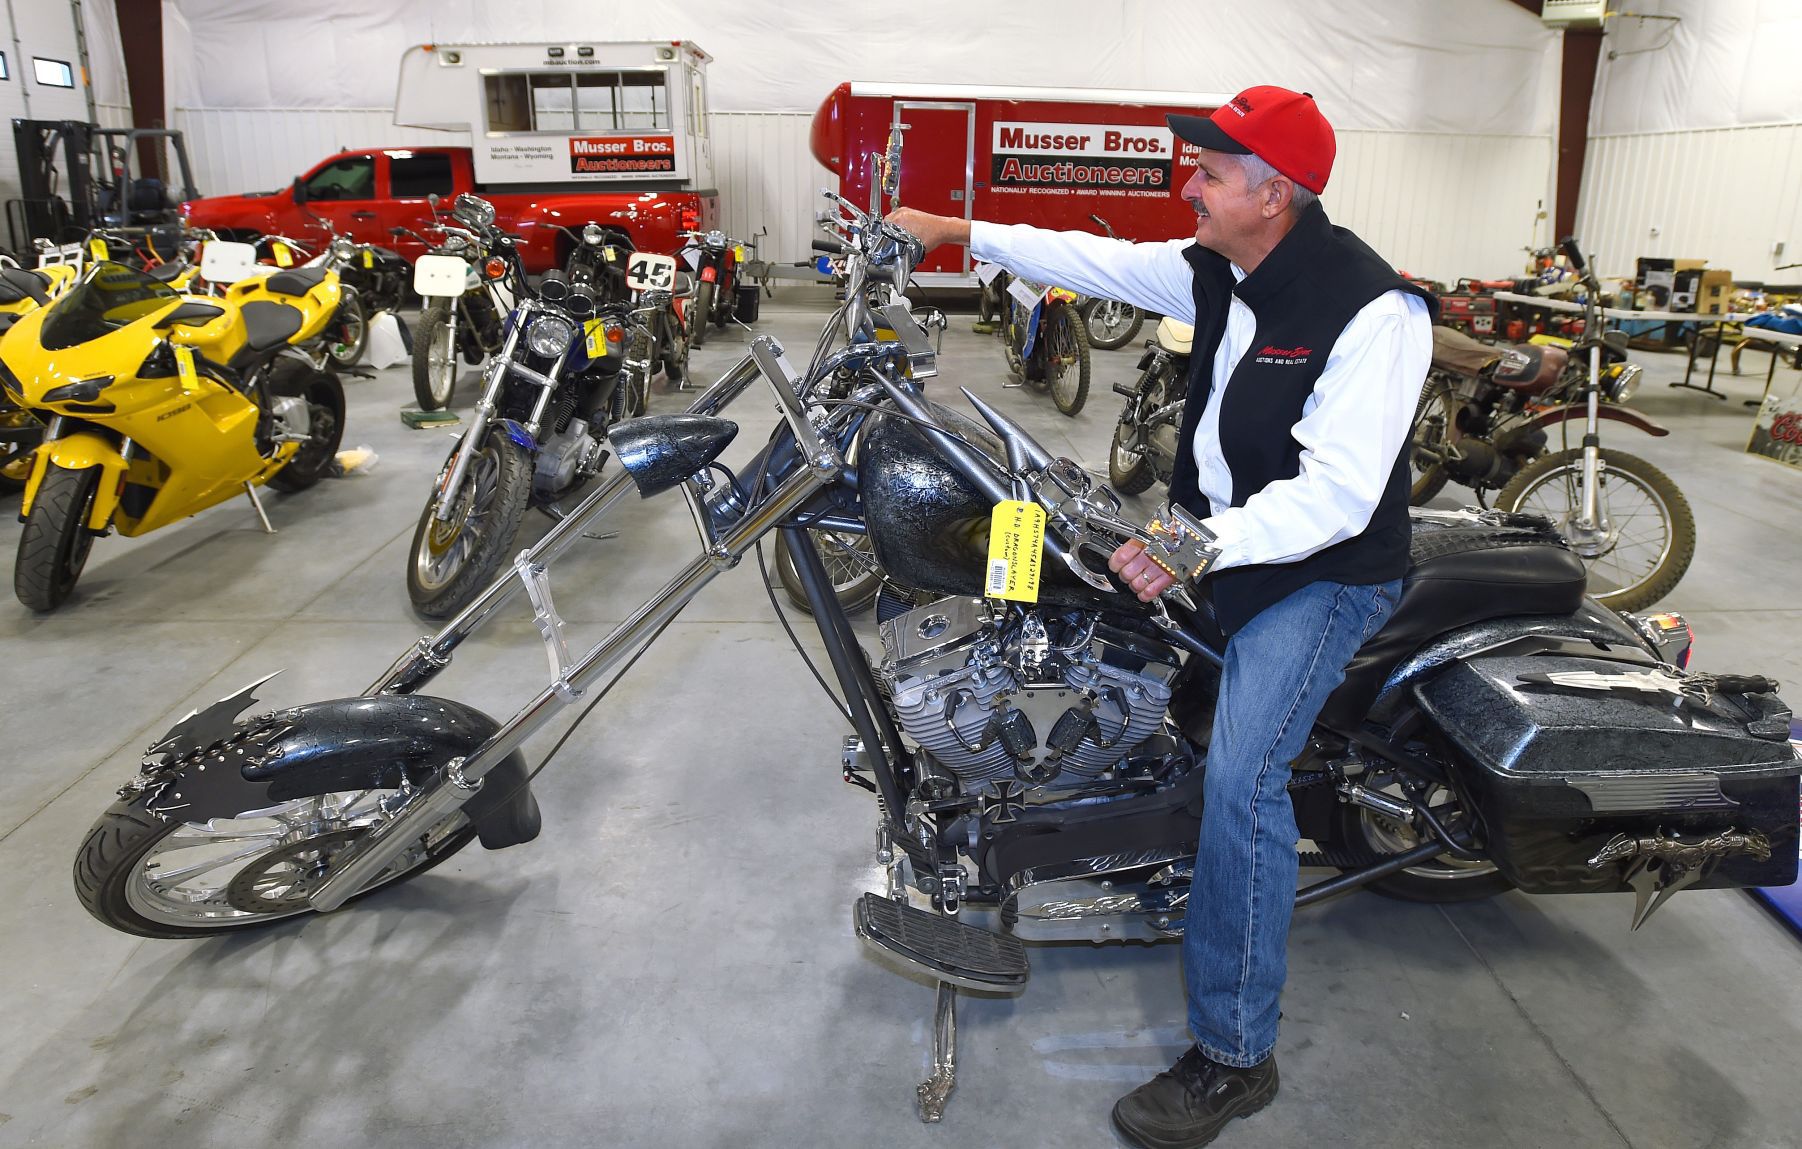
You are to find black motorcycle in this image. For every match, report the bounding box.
[1107,316,1194,493]
[678,227,761,348]
[71,155,1802,1133]
[403,193,652,617]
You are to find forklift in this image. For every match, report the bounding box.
[5,120,200,254]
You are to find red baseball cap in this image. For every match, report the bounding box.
[1168,86,1336,195]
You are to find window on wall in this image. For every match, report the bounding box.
[0,52,10,81]
[33,58,75,88]
[482,69,670,133]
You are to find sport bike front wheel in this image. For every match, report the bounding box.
[1495,447,1695,611]
[14,462,99,611]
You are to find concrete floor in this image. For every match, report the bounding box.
[1,293,1800,1149]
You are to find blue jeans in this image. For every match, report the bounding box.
[1183,578,1402,1067]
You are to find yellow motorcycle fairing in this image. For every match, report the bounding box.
[0,270,337,535]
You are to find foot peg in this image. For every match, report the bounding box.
[853,892,1029,991]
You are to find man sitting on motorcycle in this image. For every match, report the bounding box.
[890,85,1434,1148]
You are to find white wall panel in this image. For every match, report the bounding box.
[1574,125,1802,282]
[167,106,1553,283]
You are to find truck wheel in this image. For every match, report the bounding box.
[412,303,456,410]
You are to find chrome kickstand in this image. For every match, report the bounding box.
[917,981,957,1122]
[243,482,275,534]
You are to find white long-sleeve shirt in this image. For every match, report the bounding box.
[970,221,1433,573]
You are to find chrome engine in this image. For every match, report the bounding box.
[876,597,1181,791]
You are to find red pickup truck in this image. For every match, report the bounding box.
[181,146,718,272]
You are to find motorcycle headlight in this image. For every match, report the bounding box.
[1604,362,1642,403]
[526,314,577,358]
[330,237,357,264]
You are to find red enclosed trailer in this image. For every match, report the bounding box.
[811,82,1230,285]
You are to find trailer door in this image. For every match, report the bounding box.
[893,102,974,279]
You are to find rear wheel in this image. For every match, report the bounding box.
[412,302,456,410]
[407,431,532,619]
[265,369,345,493]
[14,462,100,611]
[1043,301,1091,416]
[1494,447,1695,611]
[325,288,368,369]
[775,530,881,615]
[74,788,475,939]
[1108,368,1168,495]
[1322,776,1513,903]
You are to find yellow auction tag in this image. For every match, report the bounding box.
[986,500,1045,603]
[172,344,199,393]
[603,247,617,263]
[734,244,745,262]
[361,249,374,269]
[88,238,109,262]
[583,317,607,357]
[272,242,293,268]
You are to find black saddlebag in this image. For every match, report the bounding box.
[1415,652,1800,893]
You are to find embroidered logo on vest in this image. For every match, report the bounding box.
[1253,344,1313,366]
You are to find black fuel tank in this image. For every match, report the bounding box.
[859,404,1125,613]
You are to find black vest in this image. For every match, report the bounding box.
[1168,201,1438,635]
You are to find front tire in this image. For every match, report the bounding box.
[1043,300,1091,416]
[407,431,532,619]
[1081,298,1144,351]
[74,788,475,939]
[412,302,456,410]
[1494,447,1695,611]
[774,530,881,615]
[14,462,100,611]
[1108,367,1171,495]
[688,281,715,349]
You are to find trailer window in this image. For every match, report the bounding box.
[531,74,575,132]
[485,74,532,132]
[689,70,707,138]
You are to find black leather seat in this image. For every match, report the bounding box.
[0,267,50,306]
[264,265,328,297]
[1315,516,1587,732]
[147,261,188,283]
[230,300,304,367]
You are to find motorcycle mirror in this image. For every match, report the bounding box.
[452,193,496,230]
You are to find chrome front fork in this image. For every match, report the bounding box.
[1578,341,1604,530]
[310,341,833,911]
[433,318,524,522]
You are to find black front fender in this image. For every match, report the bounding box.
[144,694,540,851]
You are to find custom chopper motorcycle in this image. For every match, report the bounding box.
[1409,239,1696,612]
[2,245,346,610]
[71,143,1802,1130]
[404,193,670,619]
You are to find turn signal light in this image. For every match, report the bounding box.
[484,257,507,280]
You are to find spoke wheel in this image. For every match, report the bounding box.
[1082,298,1144,350]
[1495,447,1695,611]
[1108,369,1166,495]
[1408,377,1458,505]
[407,431,532,619]
[1042,301,1091,416]
[775,530,881,615]
[411,303,457,410]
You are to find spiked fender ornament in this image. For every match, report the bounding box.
[1586,829,1772,929]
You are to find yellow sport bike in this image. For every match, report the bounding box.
[0,258,347,610]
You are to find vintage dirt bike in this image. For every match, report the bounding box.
[404,209,514,411]
[678,227,762,348]
[69,159,1802,1130]
[1107,316,1194,495]
[0,245,346,610]
[1075,214,1146,351]
[0,259,81,492]
[405,194,657,619]
[1412,238,1696,612]
[991,269,1091,416]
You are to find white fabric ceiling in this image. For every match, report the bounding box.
[1592,0,1802,134]
[162,0,1561,135]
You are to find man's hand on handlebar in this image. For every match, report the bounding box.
[884,208,970,253]
[1108,539,1178,604]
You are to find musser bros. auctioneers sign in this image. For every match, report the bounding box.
[990,122,1175,194]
